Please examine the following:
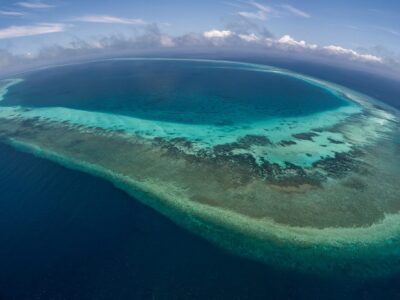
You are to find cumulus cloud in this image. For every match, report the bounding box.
[73,15,147,25]
[238,33,260,42]
[159,35,175,47]
[272,35,382,63]
[278,35,317,49]
[203,29,233,39]
[17,1,54,9]
[0,23,66,39]
[275,35,383,63]
[280,4,311,18]
[203,31,384,64]
[322,45,383,63]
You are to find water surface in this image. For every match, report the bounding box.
[0,59,399,290]
[3,60,349,125]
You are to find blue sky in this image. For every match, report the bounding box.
[0,0,399,71]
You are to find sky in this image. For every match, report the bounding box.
[0,0,399,75]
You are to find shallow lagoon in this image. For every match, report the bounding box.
[0,59,399,278]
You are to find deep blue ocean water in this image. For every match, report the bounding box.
[1,142,400,300]
[2,60,348,125]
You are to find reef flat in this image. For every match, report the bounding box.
[0,59,399,278]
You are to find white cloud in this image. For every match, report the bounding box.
[160,35,175,47]
[238,33,259,42]
[281,4,311,18]
[276,35,384,63]
[17,1,54,9]
[0,23,66,39]
[74,15,147,25]
[0,10,26,16]
[323,45,383,63]
[278,35,317,49]
[201,32,382,63]
[203,29,233,39]
[276,35,382,63]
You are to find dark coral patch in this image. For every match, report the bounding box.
[328,137,344,144]
[292,132,319,141]
[342,177,367,190]
[313,150,369,178]
[278,140,297,146]
[237,135,273,147]
[212,135,272,154]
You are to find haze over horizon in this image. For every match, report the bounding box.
[0,0,399,77]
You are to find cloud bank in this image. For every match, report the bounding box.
[276,35,382,63]
[0,23,397,80]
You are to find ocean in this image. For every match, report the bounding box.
[0,59,399,299]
